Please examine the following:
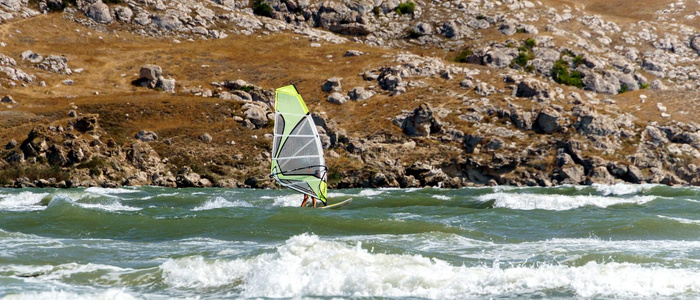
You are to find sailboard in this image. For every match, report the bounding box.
[270,85,332,207]
[318,198,352,209]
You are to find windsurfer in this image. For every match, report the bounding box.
[300,194,317,208]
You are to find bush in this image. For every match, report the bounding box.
[454,49,474,63]
[524,38,536,49]
[552,60,584,88]
[373,6,381,16]
[640,82,650,89]
[253,0,272,17]
[513,52,532,68]
[396,1,415,15]
[573,55,584,67]
[619,84,629,94]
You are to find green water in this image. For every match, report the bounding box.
[1,185,699,299]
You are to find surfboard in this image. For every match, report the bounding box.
[319,198,352,209]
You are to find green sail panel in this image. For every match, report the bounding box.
[270,85,328,203]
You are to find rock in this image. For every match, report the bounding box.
[560,164,585,184]
[1,95,16,104]
[156,78,176,93]
[176,166,212,187]
[39,55,71,74]
[87,1,113,24]
[20,50,42,64]
[140,64,162,82]
[345,50,364,57]
[627,165,644,183]
[243,103,268,128]
[199,133,213,143]
[327,92,347,104]
[586,166,615,185]
[347,86,374,101]
[401,103,442,137]
[135,131,158,142]
[114,6,133,22]
[62,79,74,85]
[442,21,461,39]
[153,13,182,31]
[73,115,98,133]
[127,142,164,174]
[413,22,433,35]
[484,48,517,68]
[644,126,668,145]
[47,145,68,167]
[463,134,483,153]
[651,79,666,90]
[582,71,620,95]
[483,137,504,150]
[322,77,342,92]
[691,35,700,53]
[535,108,563,134]
[499,23,517,35]
[5,139,17,149]
[516,78,552,99]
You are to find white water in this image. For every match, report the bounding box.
[0,191,49,211]
[159,234,700,298]
[479,192,657,210]
[192,197,253,211]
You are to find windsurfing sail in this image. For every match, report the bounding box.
[270,85,328,204]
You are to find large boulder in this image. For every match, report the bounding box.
[176,167,212,187]
[484,48,518,68]
[535,108,563,134]
[322,77,342,92]
[401,103,442,137]
[140,64,162,82]
[135,131,158,142]
[691,35,700,53]
[87,1,113,24]
[516,78,552,99]
[243,103,269,128]
[127,142,164,174]
[347,86,374,101]
[327,92,348,104]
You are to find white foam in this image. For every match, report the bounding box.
[3,289,137,300]
[75,201,141,212]
[84,187,138,195]
[593,183,657,196]
[658,215,700,225]
[431,195,451,200]
[359,189,384,197]
[479,193,656,210]
[270,194,303,207]
[159,234,700,298]
[0,191,49,211]
[192,197,253,211]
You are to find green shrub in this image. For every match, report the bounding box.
[524,38,536,49]
[103,0,123,3]
[640,82,650,89]
[516,28,526,33]
[454,49,474,63]
[619,84,629,94]
[513,52,532,68]
[552,60,584,88]
[373,6,381,15]
[253,0,273,17]
[573,55,584,68]
[396,1,415,15]
[524,65,535,73]
[236,85,254,93]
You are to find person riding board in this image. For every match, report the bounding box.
[300,194,317,208]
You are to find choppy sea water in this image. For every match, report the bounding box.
[1,185,699,299]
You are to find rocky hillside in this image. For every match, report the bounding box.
[0,0,699,188]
